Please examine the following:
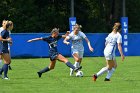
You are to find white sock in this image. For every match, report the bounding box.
[74,62,80,68]
[106,68,115,79]
[96,67,108,77]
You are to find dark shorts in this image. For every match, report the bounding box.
[0,49,9,54]
[49,50,59,61]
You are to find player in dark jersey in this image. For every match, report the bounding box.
[0,21,13,80]
[0,20,13,71]
[27,28,82,78]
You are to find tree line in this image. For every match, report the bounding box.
[0,0,139,33]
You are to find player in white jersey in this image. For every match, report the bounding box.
[7,21,13,70]
[93,22,125,81]
[64,24,93,76]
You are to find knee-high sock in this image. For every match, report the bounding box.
[106,68,115,79]
[3,64,8,77]
[0,65,3,75]
[74,62,80,68]
[39,67,50,73]
[66,62,75,70]
[96,67,108,77]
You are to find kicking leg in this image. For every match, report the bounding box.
[56,54,81,72]
[37,60,56,78]
[93,60,111,81]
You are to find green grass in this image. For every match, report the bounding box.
[0,56,140,93]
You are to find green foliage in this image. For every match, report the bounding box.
[0,0,139,33]
[126,0,140,32]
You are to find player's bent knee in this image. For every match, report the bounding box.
[74,58,79,62]
[62,58,68,63]
[49,66,55,70]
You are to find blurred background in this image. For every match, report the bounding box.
[0,0,139,33]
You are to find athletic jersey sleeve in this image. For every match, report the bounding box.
[67,32,73,39]
[42,36,49,42]
[117,34,122,43]
[0,28,4,36]
[56,35,62,40]
[66,32,73,40]
[80,31,86,39]
[1,30,9,38]
[105,33,111,41]
[105,36,108,41]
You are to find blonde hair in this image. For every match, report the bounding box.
[51,28,59,34]
[8,21,13,25]
[113,22,121,32]
[75,23,82,29]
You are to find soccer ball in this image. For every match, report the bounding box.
[76,71,83,77]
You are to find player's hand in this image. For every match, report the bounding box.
[9,41,13,45]
[7,38,11,41]
[27,40,32,42]
[89,47,94,52]
[121,54,125,61]
[7,38,12,43]
[66,42,70,45]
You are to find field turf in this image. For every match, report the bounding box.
[0,56,140,93]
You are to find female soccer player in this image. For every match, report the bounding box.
[0,21,13,80]
[0,20,6,70]
[8,21,14,70]
[0,20,7,70]
[63,24,93,76]
[0,20,13,71]
[93,22,125,81]
[27,28,81,78]
[7,21,13,70]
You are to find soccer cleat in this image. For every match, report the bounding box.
[74,66,82,72]
[93,74,97,81]
[70,68,74,76]
[3,77,10,80]
[37,72,42,78]
[8,65,12,70]
[104,78,110,81]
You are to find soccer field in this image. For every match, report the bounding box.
[0,56,140,93]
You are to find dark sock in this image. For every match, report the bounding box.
[8,65,12,70]
[3,64,8,77]
[0,64,4,75]
[0,67,3,75]
[39,67,50,73]
[66,62,75,70]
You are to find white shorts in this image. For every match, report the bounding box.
[71,48,84,58]
[104,53,116,60]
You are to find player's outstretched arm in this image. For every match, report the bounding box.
[27,37,42,43]
[118,43,125,61]
[63,36,70,45]
[85,37,94,52]
[62,31,70,38]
